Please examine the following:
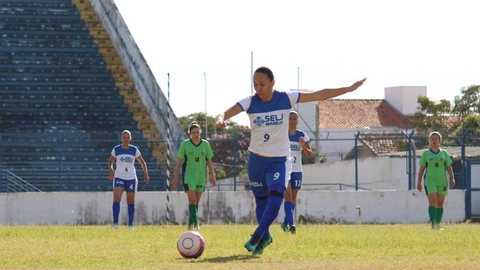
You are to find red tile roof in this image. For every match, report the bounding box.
[360,133,406,155]
[318,99,412,129]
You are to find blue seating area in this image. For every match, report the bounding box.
[0,0,167,192]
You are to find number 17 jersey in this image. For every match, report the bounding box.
[237,90,300,157]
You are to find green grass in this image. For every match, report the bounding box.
[1,224,479,269]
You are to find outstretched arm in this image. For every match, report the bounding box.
[298,78,366,103]
[215,104,243,129]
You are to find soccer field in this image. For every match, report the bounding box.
[1,224,479,269]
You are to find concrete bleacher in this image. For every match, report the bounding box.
[0,0,171,192]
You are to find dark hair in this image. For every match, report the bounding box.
[254,66,274,81]
[189,121,201,134]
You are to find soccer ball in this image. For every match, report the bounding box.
[177,231,205,259]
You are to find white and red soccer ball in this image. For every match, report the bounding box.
[177,231,205,259]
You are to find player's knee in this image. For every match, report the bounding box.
[254,194,268,201]
[269,190,284,198]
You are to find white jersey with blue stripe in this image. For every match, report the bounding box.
[110,145,141,180]
[290,130,310,172]
[238,90,300,157]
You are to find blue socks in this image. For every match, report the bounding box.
[128,204,135,226]
[284,201,294,226]
[253,195,283,240]
[255,197,268,223]
[113,202,135,226]
[112,202,120,225]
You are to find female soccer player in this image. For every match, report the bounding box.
[281,111,313,234]
[108,130,150,228]
[216,66,365,255]
[417,131,455,229]
[172,121,216,230]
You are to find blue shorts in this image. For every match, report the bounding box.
[113,178,137,192]
[289,172,303,190]
[247,152,291,198]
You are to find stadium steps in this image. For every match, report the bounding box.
[0,0,168,191]
[73,0,171,167]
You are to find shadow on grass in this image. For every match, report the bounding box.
[177,254,259,263]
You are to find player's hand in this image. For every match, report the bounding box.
[416,183,422,192]
[349,78,366,92]
[209,174,216,187]
[215,119,228,129]
[299,137,306,147]
[450,178,456,189]
[108,169,114,181]
[171,177,178,189]
[144,174,150,184]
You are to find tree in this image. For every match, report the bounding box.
[451,114,480,142]
[412,96,452,135]
[452,85,480,118]
[178,112,248,137]
[412,85,480,145]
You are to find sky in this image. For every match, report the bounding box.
[112,0,479,125]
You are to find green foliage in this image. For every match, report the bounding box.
[452,85,480,118]
[413,85,480,141]
[451,114,480,144]
[1,224,480,269]
[178,112,218,135]
[412,96,452,135]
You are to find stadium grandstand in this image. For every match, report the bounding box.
[0,0,185,192]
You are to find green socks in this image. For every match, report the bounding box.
[428,206,444,225]
[188,204,198,226]
[428,206,435,225]
[436,207,443,224]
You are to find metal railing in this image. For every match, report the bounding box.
[4,169,42,192]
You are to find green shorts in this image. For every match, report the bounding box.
[425,180,448,196]
[183,181,205,192]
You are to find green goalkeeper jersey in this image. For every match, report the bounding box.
[419,148,452,185]
[177,139,214,184]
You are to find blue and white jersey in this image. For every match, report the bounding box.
[110,145,141,180]
[290,130,309,172]
[238,90,300,157]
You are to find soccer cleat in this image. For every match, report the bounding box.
[193,224,200,231]
[289,225,296,235]
[281,223,290,232]
[188,224,194,231]
[128,225,136,231]
[252,235,273,255]
[244,235,260,252]
[111,224,119,229]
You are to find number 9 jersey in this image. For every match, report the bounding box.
[237,91,300,157]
